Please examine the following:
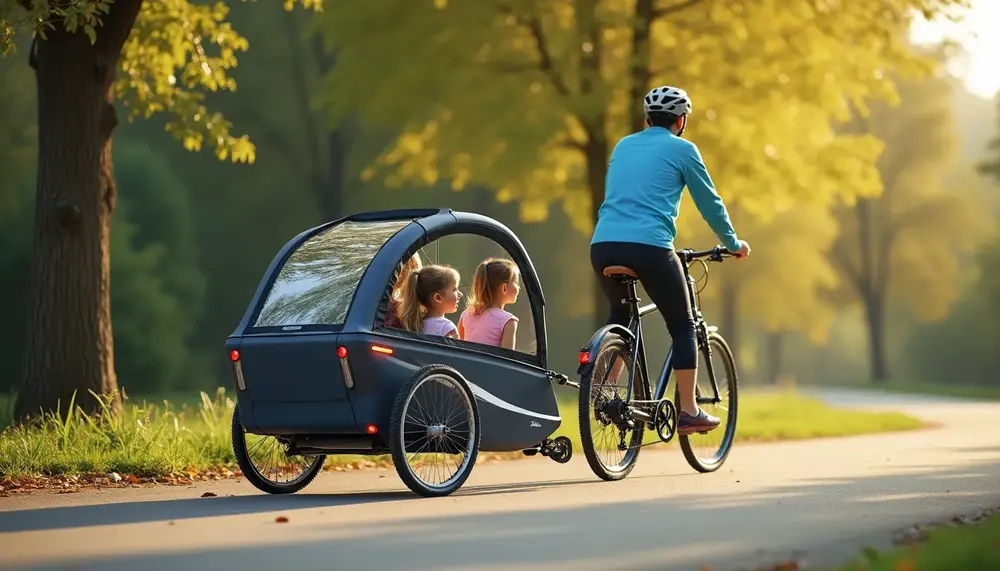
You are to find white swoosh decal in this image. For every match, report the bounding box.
[386,356,561,422]
[465,381,562,422]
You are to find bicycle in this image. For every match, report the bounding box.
[576,245,739,481]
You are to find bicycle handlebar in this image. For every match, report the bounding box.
[679,245,738,263]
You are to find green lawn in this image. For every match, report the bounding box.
[802,378,1000,401]
[0,387,925,479]
[836,512,1000,571]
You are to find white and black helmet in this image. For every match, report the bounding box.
[643,85,692,117]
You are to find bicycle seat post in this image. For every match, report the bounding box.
[622,277,639,321]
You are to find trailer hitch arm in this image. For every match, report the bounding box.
[546,370,580,390]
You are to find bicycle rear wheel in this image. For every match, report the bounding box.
[579,332,649,481]
[677,331,738,473]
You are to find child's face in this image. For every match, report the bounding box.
[433,279,463,313]
[500,277,520,304]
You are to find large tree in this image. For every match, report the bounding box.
[320,0,966,328]
[832,68,989,382]
[0,0,321,419]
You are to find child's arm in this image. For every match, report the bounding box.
[500,319,517,350]
[457,315,466,340]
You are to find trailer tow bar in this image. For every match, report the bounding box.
[547,370,580,390]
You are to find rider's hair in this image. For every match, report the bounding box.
[397,264,459,332]
[466,258,520,316]
[392,252,423,301]
[647,111,681,129]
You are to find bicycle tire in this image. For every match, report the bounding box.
[579,332,649,481]
[677,331,739,473]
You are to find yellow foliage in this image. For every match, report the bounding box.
[321,0,967,231]
[0,0,323,164]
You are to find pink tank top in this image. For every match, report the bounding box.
[460,308,518,347]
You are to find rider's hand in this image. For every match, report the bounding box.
[730,240,751,260]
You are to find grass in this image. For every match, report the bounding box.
[551,389,924,448]
[836,512,1000,571]
[802,378,1000,401]
[0,387,925,480]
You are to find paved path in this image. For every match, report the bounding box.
[1,389,998,571]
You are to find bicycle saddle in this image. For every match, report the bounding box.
[602,266,637,279]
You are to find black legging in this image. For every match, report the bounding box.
[590,241,697,370]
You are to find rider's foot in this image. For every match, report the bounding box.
[678,408,721,434]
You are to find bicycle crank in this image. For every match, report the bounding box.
[653,400,677,443]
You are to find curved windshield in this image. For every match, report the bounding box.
[254,219,409,327]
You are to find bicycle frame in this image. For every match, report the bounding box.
[600,249,726,417]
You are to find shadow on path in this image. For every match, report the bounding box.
[4,459,1000,571]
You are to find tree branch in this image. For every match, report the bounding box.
[496,4,571,97]
[93,0,143,57]
[525,15,570,97]
[831,241,865,295]
[238,114,309,176]
[652,0,703,18]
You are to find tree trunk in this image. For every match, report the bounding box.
[628,0,653,134]
[585,136,609,331]
[720,276,739,359]
[315,126,348,221]
[862,290,889,382]
[15,1,143,420]
[766,331,783,384]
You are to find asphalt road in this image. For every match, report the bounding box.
[1,388,998,571]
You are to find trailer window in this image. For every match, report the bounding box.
[255,220,409,327]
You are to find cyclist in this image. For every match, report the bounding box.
[590,85,751,435]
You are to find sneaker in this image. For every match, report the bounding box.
[678,409,721,435]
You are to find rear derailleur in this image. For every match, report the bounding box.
[522,436,573,464]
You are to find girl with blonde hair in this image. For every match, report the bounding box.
[385,253,422,329]
[457,258,520,350]
[395,263,463,338]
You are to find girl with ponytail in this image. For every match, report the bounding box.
[394,264,463,338]
[457,258,520,350]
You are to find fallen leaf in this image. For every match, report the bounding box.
[275,516,289,523]
[200,492,217,498]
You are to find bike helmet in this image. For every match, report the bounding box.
[643,85,692,117]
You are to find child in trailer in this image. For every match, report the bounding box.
[385,253,423,330]
[457,258,521,350]
[396,264,463,338]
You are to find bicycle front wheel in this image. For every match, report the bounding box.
[579,332,648,481]
[677,331,739,473]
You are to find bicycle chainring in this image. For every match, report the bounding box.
[653,400,677,443]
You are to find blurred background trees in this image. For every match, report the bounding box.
[1,0,998,413]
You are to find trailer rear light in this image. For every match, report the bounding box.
[578,351,590,365]
[366,424,378,435]
[338,345,354,390]
[230,349,246,391]
[371,344,394,355]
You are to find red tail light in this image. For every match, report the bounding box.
[366,424,378,434]
[337,346,348,359]
[229,349,241,362]
[578,351,590,365]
